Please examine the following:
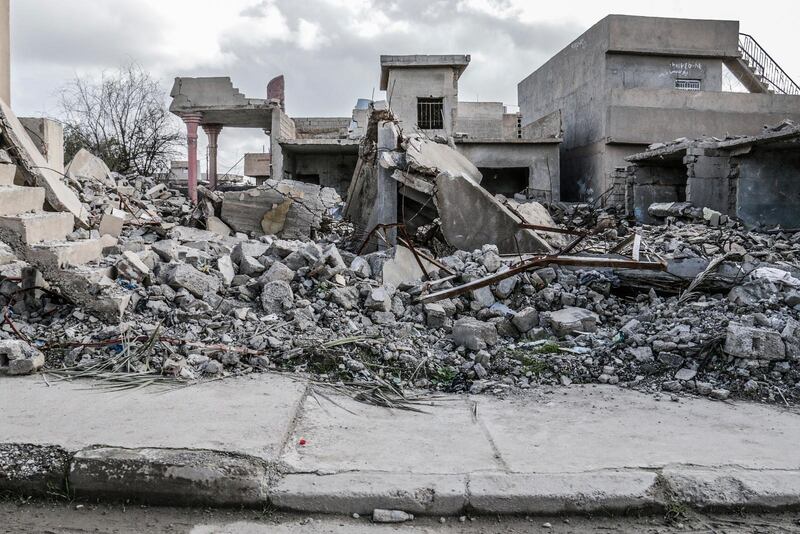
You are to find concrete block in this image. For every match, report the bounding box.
[29,238,105,268]
[452,318,498,350]
[0,443,70,496]
[0,211,74,245]
[724,322,786,361]
[662,467,800,510]
[548,306,600,337]
[99,210,125,238]
[0,339,45,375]
[270,473,467,515]
[20,117,65,174]
[0,163,17,186]
[69,447,269,507]
[0,185,45,215]
[468,471,661,514]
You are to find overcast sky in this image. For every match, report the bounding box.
[9,0,800,174]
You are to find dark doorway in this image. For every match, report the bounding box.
[295,173,320,185]
[478,167,529,196]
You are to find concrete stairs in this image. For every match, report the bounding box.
[0,162,130,323]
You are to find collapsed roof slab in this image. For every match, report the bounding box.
[169,77,275,129]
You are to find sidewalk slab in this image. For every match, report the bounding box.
[281,393,498,474]
[662,467,800,511]
[271,472,467,515]
[70,447,269,507]
[468,470,662,515]
[474,385,800,473]
[0,374,307,461]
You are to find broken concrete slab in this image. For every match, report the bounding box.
[0,185,45,216]
[452,318,498,350]
[434,172,552,255]
[382,245,440,287]
[98,209,126,238]
[548,307,600,337]
[724,322,786,361]
[165,263,221,298]
[65,148,115,188]
[0,100,89,228]
[0,212,74,245]
[221,180,338,239]
[0,340,45,375]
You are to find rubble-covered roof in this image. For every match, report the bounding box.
[626,119,800,163]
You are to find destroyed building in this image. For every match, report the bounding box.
[518,15,800,202]
[617,120,800,228]
[380,55,561,202]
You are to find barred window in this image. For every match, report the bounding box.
[675,79,701,91]
[417,98,444,130]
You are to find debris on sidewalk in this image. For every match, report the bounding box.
[372,509,414,523]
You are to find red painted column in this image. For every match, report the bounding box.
[202,124,223,190]
[182,113,202,204]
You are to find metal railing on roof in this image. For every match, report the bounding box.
[738,33,800,95]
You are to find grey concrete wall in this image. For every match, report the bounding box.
[517,18,611,200]
[502,113,521,139]
[455,102,504,138]
[286,152,357,197]
[735,148,800,228]
[631,164,687,223]
[455,142,560,201]
[293,117,350,139]
[387,67,459,136]
[685,152,733,214]
[607,15,739,57]
[521,110,561,140]
[606,55,723,92]
[516,15,757,201]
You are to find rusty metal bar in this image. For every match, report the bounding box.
[518,223,589,236]
[418,254,666,304]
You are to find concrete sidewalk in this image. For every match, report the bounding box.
[2,374,800,515]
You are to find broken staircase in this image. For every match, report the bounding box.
[0,162,130,323]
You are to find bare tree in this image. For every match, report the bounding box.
[59,64,182,176]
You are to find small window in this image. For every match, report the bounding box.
[417,98,444,130]
[675,79,701,91]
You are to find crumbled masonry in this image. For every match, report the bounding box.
[0,104,799,405]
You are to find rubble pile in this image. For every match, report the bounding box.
[0,165,797,406]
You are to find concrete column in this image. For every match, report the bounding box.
[372,120,399,249]
[182,113,202,204]
[0,0,10,106]
[202,124,223,190]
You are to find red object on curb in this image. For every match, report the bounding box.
[298,438,307,446]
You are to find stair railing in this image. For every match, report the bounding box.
[738,33,800,95]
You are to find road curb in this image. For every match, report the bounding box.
[0,442,71,497]
[662,467,800,512]
[5,442,800,515]
[467,470,663,515]
[69,446,271,507]
[271,472,468,515]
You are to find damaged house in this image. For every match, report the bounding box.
[618,119,800,228]
[518,15,800,202]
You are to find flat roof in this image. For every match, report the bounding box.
[455,138,561,145]
[380,54,470,90]
[279,139,360,154]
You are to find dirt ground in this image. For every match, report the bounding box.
[2,496,800,534]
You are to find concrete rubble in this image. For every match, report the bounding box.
[0,103,793,408]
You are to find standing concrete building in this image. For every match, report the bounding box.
[381,55,561,201]
[518,15,800,202]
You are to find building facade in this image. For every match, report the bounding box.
[518,15,800,202]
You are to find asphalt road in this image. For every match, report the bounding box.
[2,497,800,534]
